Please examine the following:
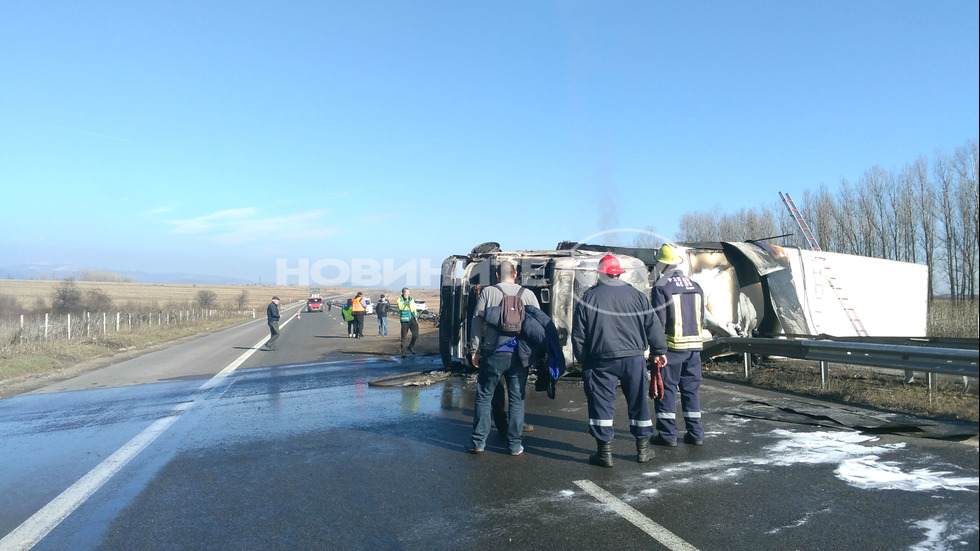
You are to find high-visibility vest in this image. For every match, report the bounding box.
[351,296,365,312]
[342,305,354,322]
[398,296,416,322]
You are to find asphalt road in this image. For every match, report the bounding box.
[1,304,977,551]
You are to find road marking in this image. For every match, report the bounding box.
[0,308,298,551]
[573,479,700,551]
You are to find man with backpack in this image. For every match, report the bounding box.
[466,260,540,456]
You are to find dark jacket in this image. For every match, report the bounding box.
[653,269,705,350]
[267,301,280,322]
[484,305,566,378]
[571,278,668,363]
[376,300,390,317]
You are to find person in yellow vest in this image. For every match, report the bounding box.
[350,292,366,338]
[397,287,419,356]
[651,243,707,447]
[342,299,355,338]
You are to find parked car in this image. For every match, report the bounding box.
[361,297,375,315]
[307,297,323,312]
[414,300,427,312]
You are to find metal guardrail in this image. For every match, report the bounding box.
[702,336,979,390]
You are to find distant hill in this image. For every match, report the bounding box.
[0,263,257,286]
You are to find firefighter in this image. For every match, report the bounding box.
[650,243,707,447]
[572,254,668,467]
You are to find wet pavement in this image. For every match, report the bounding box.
[1,307,978,550]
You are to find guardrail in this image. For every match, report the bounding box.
[702,336,979,391]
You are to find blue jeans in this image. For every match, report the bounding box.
[470,352,528,454]
[378,316,388,336]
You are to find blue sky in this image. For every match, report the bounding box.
[2,1,977,285]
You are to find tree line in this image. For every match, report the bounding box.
[674,139,978,303]
[0,277,252,318]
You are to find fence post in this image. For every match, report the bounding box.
[20,314,24,343]
[68,313,71,340]
[743,352,751,378]
[116,312,120,332]
[86,312,90,338]
[128,312,132,331]
[45,313,49,339]
[820,361,830,390]
[103,312,107,335]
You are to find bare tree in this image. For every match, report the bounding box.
[935,151,959,301]
[196,289,218,310]
[911,155,937,301]
[953,140,979,301]
[85,288,113,312]
[833,178,860,255]
[893,165,918,263]
[235,289,250,311]
[677,210,719,242]
[52,275,82,314]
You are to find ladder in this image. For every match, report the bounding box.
[779,192,867,337]
[779,191,821,251]
[817,255,869,337]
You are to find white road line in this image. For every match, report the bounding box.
[0,309,298,551]
[573,479,700,551]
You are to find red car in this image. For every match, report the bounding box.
[307,297,323,312]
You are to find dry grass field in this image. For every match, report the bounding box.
[0,279,440,397]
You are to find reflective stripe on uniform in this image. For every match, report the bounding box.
[589,418,614,427]
[656,412,676,420]
[683,411,702,419]
[629,419,653,427]
[666,292,703,350]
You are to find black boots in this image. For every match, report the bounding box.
[589,438,613,468]
[636,437,653,463]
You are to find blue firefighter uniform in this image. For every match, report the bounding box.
[572,274,668,444]
[652,267,706,444]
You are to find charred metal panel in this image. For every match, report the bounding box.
[721,242,809,336]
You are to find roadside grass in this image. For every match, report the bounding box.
[0,315,250,384]
[0,283,442,394]
[705,300,979,423]
[706,356,979,423]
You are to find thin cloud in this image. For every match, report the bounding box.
[356,213,396,225]
[166,207,337,246]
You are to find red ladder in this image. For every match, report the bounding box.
[779,191,821,251]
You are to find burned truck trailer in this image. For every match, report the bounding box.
[438,243,649,370]
[438,241,929,372]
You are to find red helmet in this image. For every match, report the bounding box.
[597,254,625,275]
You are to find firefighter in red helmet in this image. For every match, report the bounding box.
[572,254,668,467]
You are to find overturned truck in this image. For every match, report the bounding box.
[438,241,929,373]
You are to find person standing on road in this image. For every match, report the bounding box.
[342,299,356,338]
[650,243,707,447]
[397,288,420,355]
[572,254,668,467]
[351,292,366,338]
[376,294,390,336]
[264,296,281,351]
[466,260,540,457]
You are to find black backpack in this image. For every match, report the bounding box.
[494,285,528,336]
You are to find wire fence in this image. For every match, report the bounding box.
[1,308,257,346]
